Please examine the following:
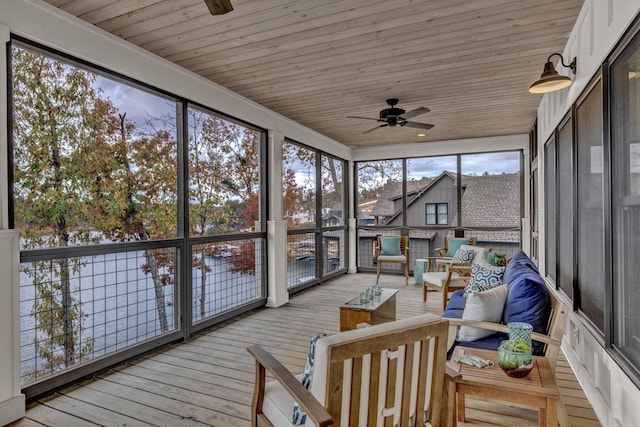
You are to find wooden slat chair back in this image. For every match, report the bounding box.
[249,313,450,427]
[375,235,410,285]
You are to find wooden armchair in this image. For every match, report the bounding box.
[375,235,409,285]
[248,313,452,427]
[422,245,485,311]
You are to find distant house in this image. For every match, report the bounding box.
[321,206,343,227]
[359,172,520,263]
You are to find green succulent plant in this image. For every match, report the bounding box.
[500,338,532,353]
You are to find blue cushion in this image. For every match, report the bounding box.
[442,290,467,319]
[502,260,550,354]
[380,236,401,255]
[453,333,507,352]
[446,237,470,257]
[503,251,539,284]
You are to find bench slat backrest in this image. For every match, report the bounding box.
[310,314,449,427]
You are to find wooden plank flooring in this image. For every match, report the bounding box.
[10,273,600,427]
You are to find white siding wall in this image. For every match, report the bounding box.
[536,1,640,426]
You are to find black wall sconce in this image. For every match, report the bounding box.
[529,53,577,94]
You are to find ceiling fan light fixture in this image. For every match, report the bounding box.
[204,0,233,15]
[529,53,577,94]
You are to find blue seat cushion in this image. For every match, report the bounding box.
[442,290,466,319]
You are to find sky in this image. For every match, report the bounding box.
[407,152,520,179]
[95,70,520,182]
[96,76,176,129]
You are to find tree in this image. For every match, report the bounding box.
[102,113,177,332]
[12,46,105,374]
[13,46,179,378]
[187,109,262,315]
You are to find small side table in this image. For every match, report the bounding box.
[448,346,559,427]
[339,288,398,331]
[414,258,428,285]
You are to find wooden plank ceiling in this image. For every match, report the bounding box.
[45,0,584,148]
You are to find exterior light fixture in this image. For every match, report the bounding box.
[417,133,426,137]
[529,53,577,94]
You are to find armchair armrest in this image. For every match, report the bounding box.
[441,318,562,347]
[248,345,334,427]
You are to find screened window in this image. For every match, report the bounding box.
[283,141,347,289]
[12,43,180,386]
[575,80,605,331]
[556,118,574,299]
[544,136,557,282]
[611,31,640,368]
[10,40,267,397]
[425,203,448,225]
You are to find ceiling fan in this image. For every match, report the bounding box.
[348,98,434,134]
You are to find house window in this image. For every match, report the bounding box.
[426,203,448,225]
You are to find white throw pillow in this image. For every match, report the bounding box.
[458,284,509,341]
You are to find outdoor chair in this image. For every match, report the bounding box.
[375,235,409,285]
[422,245,485,311]
[434,237,477,271]
[434,236,478,258]
[248,313,453,427]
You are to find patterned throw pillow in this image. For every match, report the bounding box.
[293,332,328,425]
[452,248,475,263]
[463,263,506,297]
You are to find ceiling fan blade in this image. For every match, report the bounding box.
[403,121,434,130]
[347,115,382,121]
[204,0,233,15]
[401,106,430,120]
[362,124,387,134]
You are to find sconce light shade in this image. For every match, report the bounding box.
[529,54,577,94]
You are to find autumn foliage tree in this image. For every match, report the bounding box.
[12,47,103,373]
[12,46,178,377]
[188,109,261,315]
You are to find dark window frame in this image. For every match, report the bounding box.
[425,202,449,225]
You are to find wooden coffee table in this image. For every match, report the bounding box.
[339,288,398,331]
[448,346,559,427]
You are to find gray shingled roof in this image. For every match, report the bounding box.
[460,173,520,227]
[370,177,435,217]
[367,172,520,228]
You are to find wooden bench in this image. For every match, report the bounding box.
[445,289,568,370]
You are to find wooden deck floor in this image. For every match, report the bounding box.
[11,273,601,427]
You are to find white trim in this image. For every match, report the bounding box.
[0,230,24,424]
